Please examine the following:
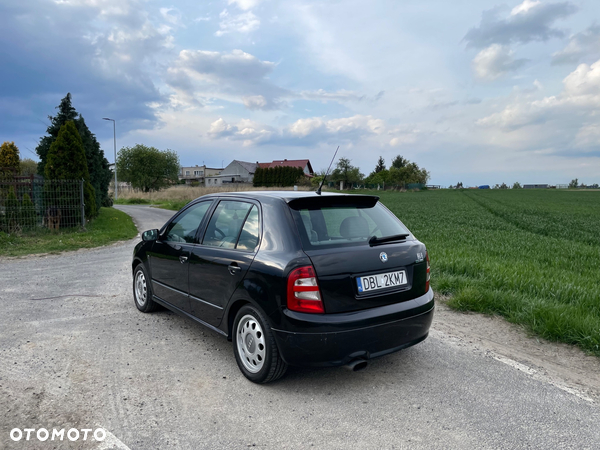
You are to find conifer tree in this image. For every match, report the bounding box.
[0,141,20,171]
[45,121,97,222]
[36,94,77,175]
[36,93,111,207]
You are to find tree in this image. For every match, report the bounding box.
[391,155,409,169]
[365,154,430,188]
[330,157,363,188]
[388,162,429,187]
[253,167,264,187]
[512,181,522,189]
[310,169,328,188]
[36,93,77,176]
[0,141,20,170]
[365,169,390,187]
[36,93,112,207]
[19,158,38,176]
[76,116,113,207]
[45,121,97,221]
[569,178,578,189]
[117,144,180,192]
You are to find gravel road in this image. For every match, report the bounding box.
[1,205,599,450]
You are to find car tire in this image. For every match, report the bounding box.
[133,264,159,313]
[233,305,288,383]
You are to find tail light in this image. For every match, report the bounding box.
[425,251,430,292]
[287,266,324,313]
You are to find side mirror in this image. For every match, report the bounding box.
[142,229,159,242]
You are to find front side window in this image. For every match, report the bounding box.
[163,201,212,243]
[202,201,259,249]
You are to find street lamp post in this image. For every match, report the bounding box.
[102,118,118,200]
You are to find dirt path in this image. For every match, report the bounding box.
[433,296,600,402]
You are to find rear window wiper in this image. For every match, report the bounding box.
[369,233,409,246]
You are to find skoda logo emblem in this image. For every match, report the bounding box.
[379,252,388,263]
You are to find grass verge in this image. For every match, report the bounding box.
[0,207,138,258]
[114,198,191,211]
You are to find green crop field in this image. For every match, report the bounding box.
[373,189,600,356]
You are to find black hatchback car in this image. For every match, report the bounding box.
[132,191,434,383]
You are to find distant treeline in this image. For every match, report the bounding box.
[253,166,304,187]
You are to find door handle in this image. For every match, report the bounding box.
[228,263,242,275]
[179,256,188,264]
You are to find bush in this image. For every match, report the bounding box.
[253,166,304,187]
[4,187,20,233]
[20,193,37,230]
[102,195,114,207]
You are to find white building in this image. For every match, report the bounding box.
[205,160,258,186]
[180,165,223,185]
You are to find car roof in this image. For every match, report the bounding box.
[198,190,379,203]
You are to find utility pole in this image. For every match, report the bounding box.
[102,118,118,200]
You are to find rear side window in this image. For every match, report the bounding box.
[202,201,259,250]
[292,202,410,249]
[237,206,260,251]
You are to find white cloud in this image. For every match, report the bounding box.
[243,95,268,110]
[160,7,183,27]
[563,60,600,97]
[552,25,600,65]
[208,118,274,146]
[215,9,260,36]
[208,114,388,146]
[208,117,234,137]
[299,89,371,103]
[228,0,262,11]
[388,125,421,147]
[166,49,287,109]
[573,124,600,151]
[472,44,528,80]
[463,1,577,48]
[510,0,541,16]
[476,59,600,154]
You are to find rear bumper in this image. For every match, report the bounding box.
[272,289,434,367]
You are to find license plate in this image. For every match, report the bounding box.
[356,270,407,293]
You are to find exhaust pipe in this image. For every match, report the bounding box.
[344,359,368,372]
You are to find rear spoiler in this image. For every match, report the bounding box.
[287,195,379,210]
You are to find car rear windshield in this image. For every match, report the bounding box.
[289,200,411,250]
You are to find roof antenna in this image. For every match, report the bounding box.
[316,145,339,195]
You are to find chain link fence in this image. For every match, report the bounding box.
[0,175,84,233]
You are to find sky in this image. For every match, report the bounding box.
[1,0,599,187]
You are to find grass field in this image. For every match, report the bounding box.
[0,207,138,257]
[373,189,600,356]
